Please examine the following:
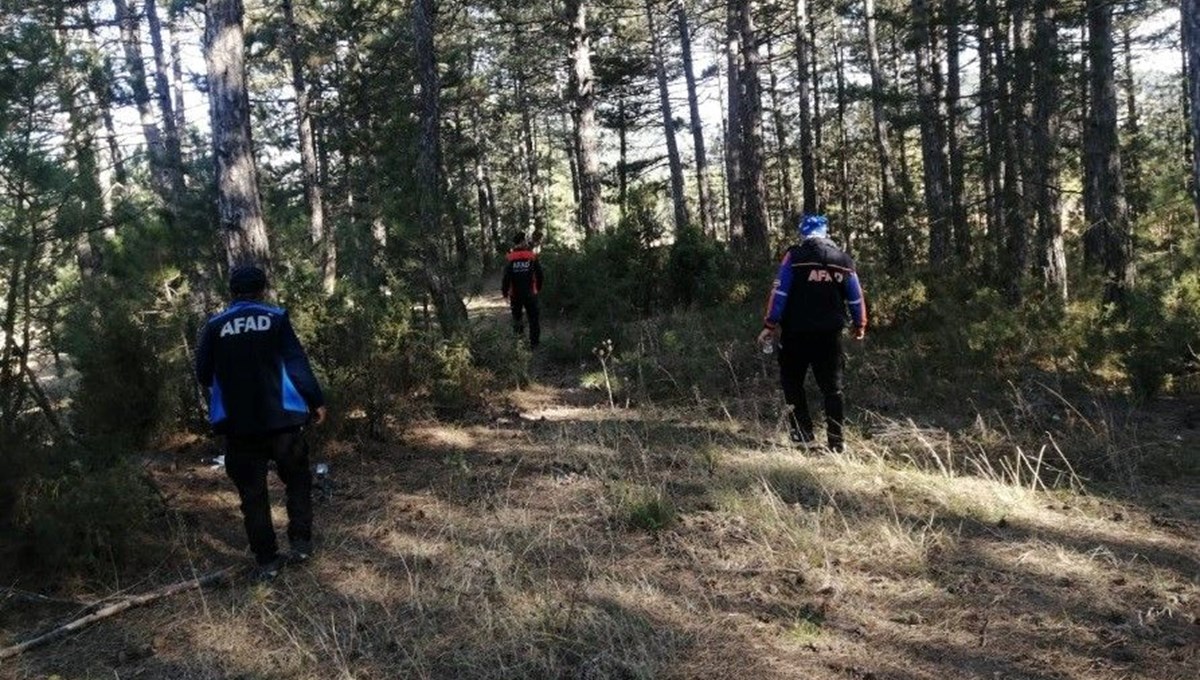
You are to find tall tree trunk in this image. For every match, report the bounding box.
[810,5,824,207]
[1121,20,1145,220]
[281,0,335,295]
[79,14,121,246]
[515,94,535,232]
[563,110,582,229]
[1180,0,1200,231]
[82,12,128,201]
[518,76,544,233]
[976,0,1002,263]
[737,0,769,252]
[889,30,916,207]
[469,105,501,262]
[1031,0,1066,301]
[676,0,716,235]
[647,1,689,232]
[114,0,178,217]
[724,0,744,241]
[834,16,851,248]
[413,0,467,333]
[168,5,188,142]
[865,0,906,267]
[566,0,603,237]
[912,0,952,268]
[617,96,629,222]
[1083,0,1134,302]
[144,0,185,198]
[54,27,103,279]
[794,0,817,215]
[472,135,492,267]
[1000,5,1032,301]
[945,0,969,264]
[766,36,795,223]
[204,0,271,269]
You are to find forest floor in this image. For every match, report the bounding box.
[3,296,1200,679]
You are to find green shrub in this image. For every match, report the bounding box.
[66,294,170,455]
[467,321,531,390]
[616,484,676,532]
[666,225,737,308]
[292,288,418,440]
[430,341,490,416]
[1120,272,1200,398]
[12,458,158,573]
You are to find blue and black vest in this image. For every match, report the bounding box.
[195,301,324,436]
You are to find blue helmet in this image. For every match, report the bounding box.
[799,214,829,238]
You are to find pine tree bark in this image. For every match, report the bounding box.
[204,0,271,269]
[945,0,969,263]
[168,5,187,141]
[566,0,603,237]
[865,0,906,267]
[1119,20,1147,223]
[912,0,952,268]
[795,0,817,215]
[281,0,334,295]
[676,0,716,235]
[469,106,501,262]
[144,0,185,197]
[834,17,852,248]
[114,0,179,216]
[724,0,744,242]
[737,0,769,253]
[617,96,629,222]
[647,1,690,232]
[1082,0,1134,302]
[1031,0,1066,301]
[518,76,544,234]
[1184,0,1200,229]
[81,7,125,234]
[766,36,795,222]
[810,5,824,206]
[976,0,1003,265]
[1000,5,1033,301]
[413,0,467,333]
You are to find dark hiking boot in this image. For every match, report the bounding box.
[287,539,314,564]
[789,422,816,446]
[253,555,285,583]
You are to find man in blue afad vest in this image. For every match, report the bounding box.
[195,265,327,580]
[758,215,867,452]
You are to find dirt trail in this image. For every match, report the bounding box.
[3,295,1199,679]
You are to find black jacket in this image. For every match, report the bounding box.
[763,238,868,334]
[501,248,544,300]
[195,301,324,436]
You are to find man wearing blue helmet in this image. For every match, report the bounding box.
[757,214,867,451]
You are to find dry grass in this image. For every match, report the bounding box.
[3,373,1200,679]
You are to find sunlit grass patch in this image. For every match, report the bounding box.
[610,483,676,532]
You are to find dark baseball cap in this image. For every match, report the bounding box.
[229,265,268,295]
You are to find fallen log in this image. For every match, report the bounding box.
[0,566,237,661]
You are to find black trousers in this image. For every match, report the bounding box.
[510,295,541,347]
[225,428,313,564]
[777,330,845,446]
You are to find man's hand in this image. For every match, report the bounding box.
[313,406,328,426]
[850,326,866,341]
[757,327,779,347]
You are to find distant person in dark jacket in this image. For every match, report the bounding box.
[757,215,867,451]
[195,265,326,580]
[502,232,544,348]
